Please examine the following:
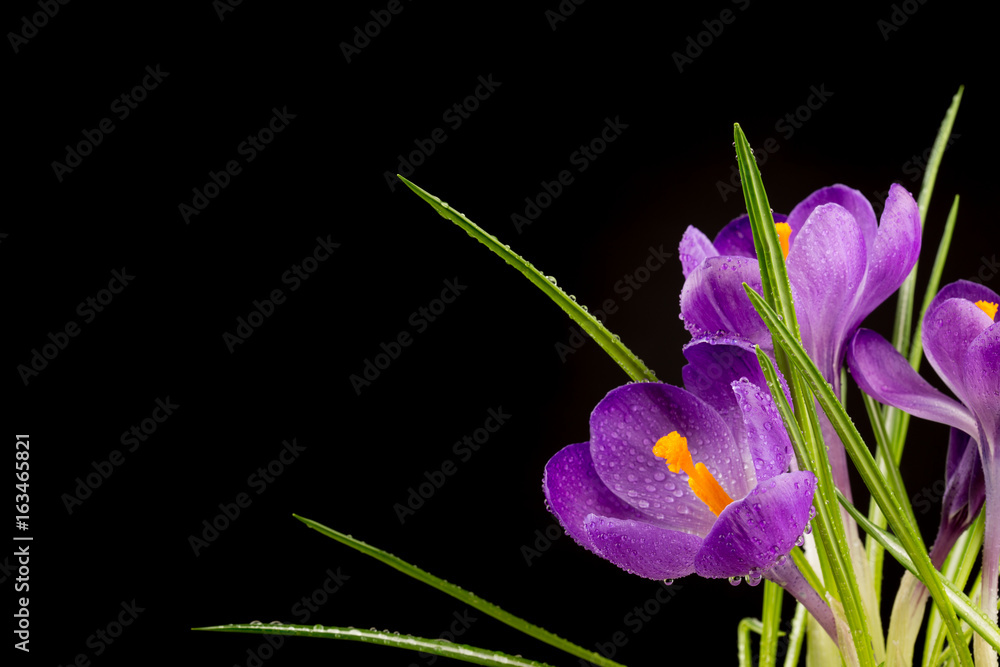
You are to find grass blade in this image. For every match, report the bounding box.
[889,85,963,360]
[399,175,658,382]
[193,623,556,667]
[292,514,628,667]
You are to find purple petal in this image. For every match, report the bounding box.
[785,184,877,252]
[680,256,770,348]
[923,298,996,405]
[731,378,793,483]
[850,184,921,333]
[786,202,868,381]
[712,213,789,259]
[583,515,702,580]
[679,226,719,278]
[846,328,979,438]
[695,471,816,578]
[543,443,651,554]
[962,322,1000,458]
[927,281,1000,323]
[681,335,767,447]
[589,383,749,535]
[939,429,985,543]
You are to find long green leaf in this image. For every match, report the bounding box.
[744,286,975,667]
[734,123,799,338]
[836,493,1000,653]
[736,125,869,663]
[889,85,963,361]
[754,347,872,664]
[292,514,627,667]
[399,175,657,382]
[193,623,556,667]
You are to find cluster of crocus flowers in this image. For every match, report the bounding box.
[543,182,933,651]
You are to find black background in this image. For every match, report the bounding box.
[6,1,997,665]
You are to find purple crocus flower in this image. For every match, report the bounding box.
[846,280,999,661]
[543,336,837,639]
[677,183,921,498]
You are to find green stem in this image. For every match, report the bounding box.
[291,515,628,667]
[759,582,784,667]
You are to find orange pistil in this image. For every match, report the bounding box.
[653,431,734,516]
[774,222,792,260]
[974,300,998,320]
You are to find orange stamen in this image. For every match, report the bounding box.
[653,431,734,516]
[975,300,998,320]
[774,222,792,260]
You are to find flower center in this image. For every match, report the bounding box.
[652,431,734,516]
[974,300,998,320]
[774,222,792,260]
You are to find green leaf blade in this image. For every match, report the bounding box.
[398,175,657,383]
[193,623,558,667]
[292,514,628,667]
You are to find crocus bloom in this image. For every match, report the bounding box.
[543,336,837,639]
[678,183,921,498]
[847,280,999,664]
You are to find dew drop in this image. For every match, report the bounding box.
[729,575,742,586]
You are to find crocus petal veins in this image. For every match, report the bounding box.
[974,299,998,320]
[653,431,734,516]
[774,222,792,259]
